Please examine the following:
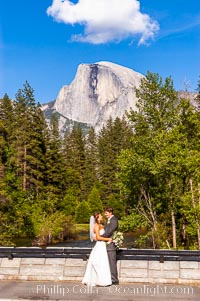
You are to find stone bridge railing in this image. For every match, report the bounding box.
[0,247,200,284]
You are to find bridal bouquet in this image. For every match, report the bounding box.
[112,231,124,249]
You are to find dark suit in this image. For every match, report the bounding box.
[102,215,118,283]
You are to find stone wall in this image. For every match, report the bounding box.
[118,260,200,285]
[0,256,200,284]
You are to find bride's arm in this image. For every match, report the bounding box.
[94,224,112,242]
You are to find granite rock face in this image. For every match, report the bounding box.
[53,61,144,132]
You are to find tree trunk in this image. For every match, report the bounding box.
[171,207,177,249]
[168,183,176,249]
[140,186,158,248]
[23,145,27,191]
[181,218,187,248]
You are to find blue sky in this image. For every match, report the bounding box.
[0,0,199,104]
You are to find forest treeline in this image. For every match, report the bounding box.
[0,72,200,249]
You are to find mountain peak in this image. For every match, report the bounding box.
[53,61,144,132]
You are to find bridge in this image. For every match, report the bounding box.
[1,247,200,262]
[0,247,200,285]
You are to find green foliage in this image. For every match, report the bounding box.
[75,201,91,223]
[119,210,147,232]
[45,113,66,197]
[30,210,69,245]
[84,128,98,191]
[105,194,125,219]
[1,76,200,249]
[97,117,133,202]
[60,187,79,216]
[118,72,200,249]
[87,186,103,215]
[0,235,15,247]
[63,124,86,197]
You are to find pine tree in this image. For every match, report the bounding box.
[9,82,46,195]
[44,113,66,201]
[75,200,91,223]
[59,187,79,217]
[84,127,99,193]
[63,124,86,199]
[97,117,133,205]
[87,185,103,215]
[0,84,50,240]
[0,94,14,137]
[0,94,15,182]
[0,120,6,181]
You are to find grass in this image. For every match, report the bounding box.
[74,224,89,233]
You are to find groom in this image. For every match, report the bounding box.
[102,207,119,285]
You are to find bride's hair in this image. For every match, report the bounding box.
[94,212,101,224]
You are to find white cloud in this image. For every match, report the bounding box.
[47,0,159,45]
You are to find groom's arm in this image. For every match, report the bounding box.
[102,217,118,238]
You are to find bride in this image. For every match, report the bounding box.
[82,212,112,286]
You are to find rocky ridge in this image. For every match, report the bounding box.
[41,62,198,134]
[42,61,144,133]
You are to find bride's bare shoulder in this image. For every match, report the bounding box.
[94,223,101,232]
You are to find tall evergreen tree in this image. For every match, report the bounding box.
[59,187,79,217]
[63,124,86,199]
[0,120,6,182]
[75,200,91,223]
[9,82,46,195]
[87,185,103,215]
[0,84,49,239]
[97,117,133,205]
[84,127,99,192]
[0,94,15,182]
[44,113,66,201]
[0,94,14,137]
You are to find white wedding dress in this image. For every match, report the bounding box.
[82,229,112,286]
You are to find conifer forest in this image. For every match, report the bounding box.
[0,72,200,249]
